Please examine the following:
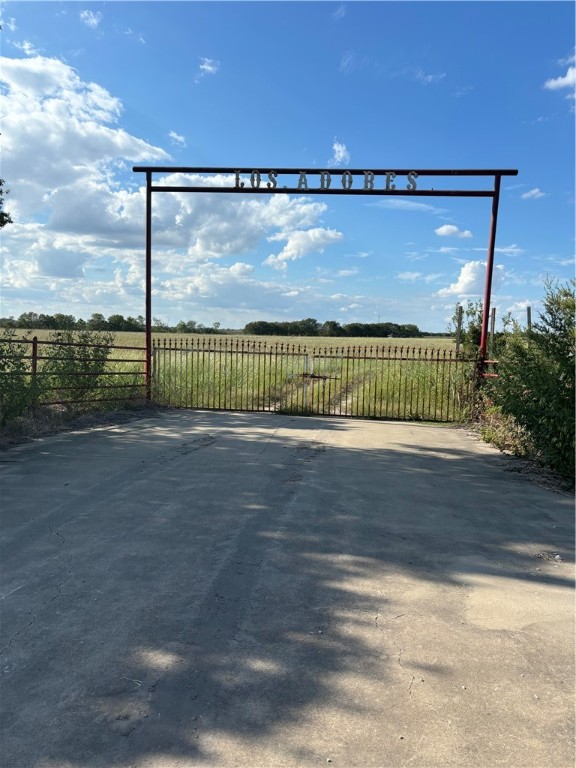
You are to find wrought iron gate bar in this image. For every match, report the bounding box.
[148,187,496,197]
[134,166,518,176]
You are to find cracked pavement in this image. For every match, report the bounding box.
[0,410,574,767]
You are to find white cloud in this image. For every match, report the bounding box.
[332,4,346,21]
[0,56,168,188]
[437,260,505,297]
[413,68,446,85]
[434,224,473,238]
[521,187,546,199]
[80,10,102,29]
[506,299,531,313]
[195,57,220,83]
[12,40,39,56]
[370,199,447,214]
[264,228,343,270]
[339,52,355,74]
[168,130,186,147]
[397,271,442,284]
[559,51,576,66]
[1,53,492,331]
[2,17,17,32]
[544,65,575,91]
[496,244,525,256]
[335,268,358,277]
[471,244,525,257]
[451,85,474,98]
[114,26,145,44]
[327,139,350,167]
[405,251,428,262]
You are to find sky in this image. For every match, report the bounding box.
[0,1,574,332]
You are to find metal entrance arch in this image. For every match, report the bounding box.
[132,166,518,398]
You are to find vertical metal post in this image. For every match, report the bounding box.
[489,306,496,357]
[303,354,309,411]
[31,335,38,407]
[526,306,532,333]
[145,171,152,400]
[455,304,463,357]
[480,174,502,360]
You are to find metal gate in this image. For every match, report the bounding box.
[152,338,478,422]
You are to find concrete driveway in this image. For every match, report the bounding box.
[0,410,574,768]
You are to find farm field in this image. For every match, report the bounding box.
[14,329,457,352]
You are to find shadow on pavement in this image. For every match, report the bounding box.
[0,410,573,767]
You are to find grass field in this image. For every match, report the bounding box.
[19,329,458,352]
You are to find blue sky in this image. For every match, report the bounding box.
[0,1,574,332]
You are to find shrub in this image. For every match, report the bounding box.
[41,329,114,403]
[0,329,39,424]
[474,394,534,458]
[489,280,575,478]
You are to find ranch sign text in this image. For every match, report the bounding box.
[234,169,419,192]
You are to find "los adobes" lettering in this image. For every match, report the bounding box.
[234,170,418,192]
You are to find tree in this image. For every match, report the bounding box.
[0,179,13,229]
[152,317,170,332]
[320,320,344,337]
[87,313,108,331]
[107,314,129,331]
[53,314,77,330]
[450,300,483,351]
[125,316,145,331]
[296,318,320,336]
[17,312,39,329]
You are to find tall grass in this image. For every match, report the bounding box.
[152,340,476,422]
[21,329,457,352]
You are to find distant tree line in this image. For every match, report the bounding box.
[0,312,446,338]
[0,313,229,334]
[243,319,438,338]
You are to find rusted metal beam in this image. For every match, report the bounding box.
[148,186,497,197]
[145,170,152,400]
[133,166,519,177]
[480,175,502,360]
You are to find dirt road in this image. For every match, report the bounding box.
[1,411,573,767]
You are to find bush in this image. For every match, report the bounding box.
[0,329,39,425]
[489,280,575,478]
[41,329,114,403]
[474,395,535,458]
